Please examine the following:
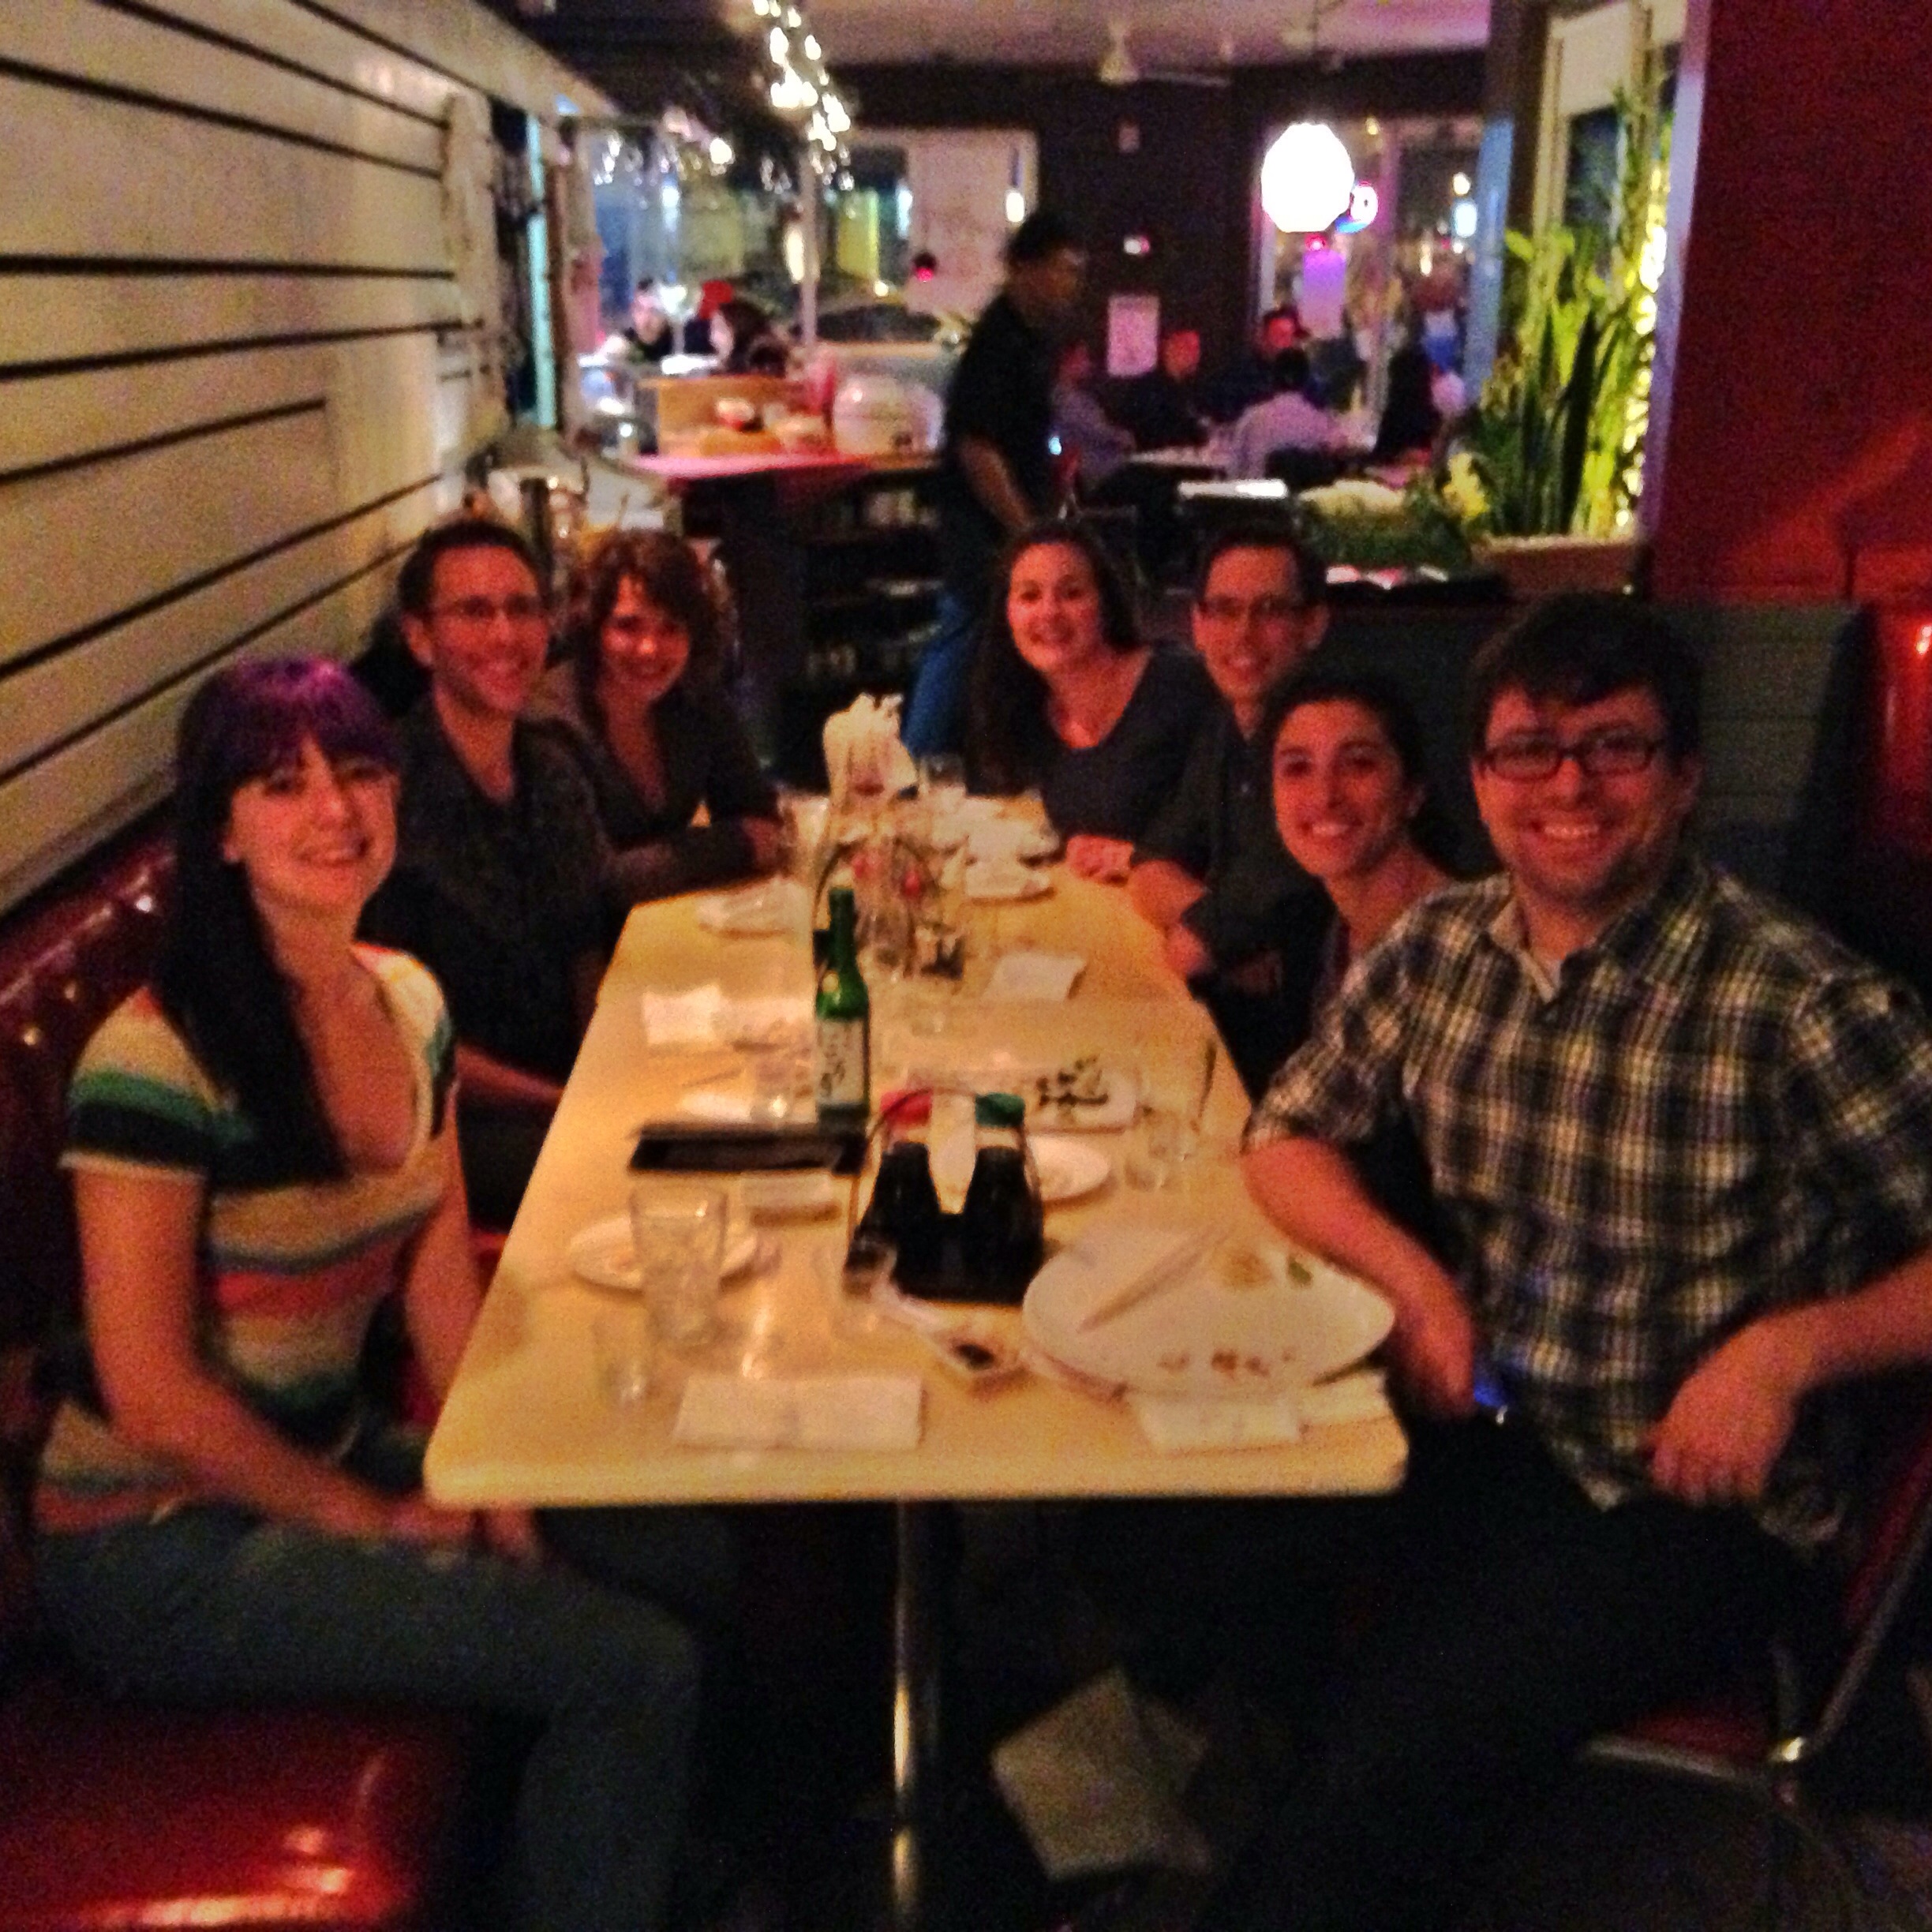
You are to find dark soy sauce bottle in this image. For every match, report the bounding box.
[856,1094,945,1292]
[958,1091,1044,1303]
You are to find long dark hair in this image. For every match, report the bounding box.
[968,519,1140,794]
[1259,666,1461,873]
[156,658,400,1181]
[560,528,728,729]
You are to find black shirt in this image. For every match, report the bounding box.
[361,703,608,1084]
[1024,649,1218,844]
[1133,702,1309,968]
[1114,368,1205,451]
[937,292,1059,601]
[526,666,779,903]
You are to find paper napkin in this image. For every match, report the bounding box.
[1126,1369,1391,1453]
[672,1373,923,1451]
[983,951,1084,1002]
[695,878,810,935]
[640,987,809,1050]
[641,984,724,1047]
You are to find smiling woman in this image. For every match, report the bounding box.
[530,529,781,901]
[968,518,1215,878]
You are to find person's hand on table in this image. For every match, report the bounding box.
[1065,834,1135,882]
[1646,1318,1807,1507]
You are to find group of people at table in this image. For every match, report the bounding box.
[31,480,1932,1932]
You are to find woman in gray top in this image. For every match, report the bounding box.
[532,530,781,901]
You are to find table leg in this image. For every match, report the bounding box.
[891,1500,942,1932]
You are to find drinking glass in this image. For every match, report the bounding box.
[590,1304,653,1406]
[629,1187,728,1347]
[832,1231,897,1339]
[919,753,968,822]
[1124,1103,1185,1192]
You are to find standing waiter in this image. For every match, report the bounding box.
[902,211,1086,758]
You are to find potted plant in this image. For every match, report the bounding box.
[1448,64,1670,595]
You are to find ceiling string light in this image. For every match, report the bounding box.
[748,0,851,177]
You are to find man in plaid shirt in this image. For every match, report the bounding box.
[1208,595,1932,1932]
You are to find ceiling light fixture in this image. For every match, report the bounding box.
[1260,122,1355,233]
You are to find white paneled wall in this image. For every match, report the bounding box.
[0,0,608,912]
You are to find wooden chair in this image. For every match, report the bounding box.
[1583,1373,1932,1928]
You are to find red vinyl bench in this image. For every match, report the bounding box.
[0,829,481,1932]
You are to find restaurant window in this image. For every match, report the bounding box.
[1255,114,1482,414]
[586,120,801,345]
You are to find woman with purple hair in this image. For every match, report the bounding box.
[32,657,709,1932]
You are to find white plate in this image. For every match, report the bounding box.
[964,863,1052,904]
[1028,1134,1111,1205]
[1021,1222,1393,1398]
[567,1215,761,1294]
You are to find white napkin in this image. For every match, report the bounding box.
[822,693,917,807]
[695,878,810,935]
[639,988,809,1049]
[983,952,1084,1002]
[1127,1368,1391,1453]
[672,1372,923,1450]
[967,820,1056,863]
[641,984,724,1046]
[679,1088,752,1123]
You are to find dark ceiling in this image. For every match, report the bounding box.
[475,0,770,129]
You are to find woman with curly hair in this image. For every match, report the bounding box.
[968,519,1215,881]
[532,528,781,901]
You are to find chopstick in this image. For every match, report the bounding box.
[1074,1227,1215,1333]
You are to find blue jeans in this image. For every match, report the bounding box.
[38,1486,708,1932]
[901,587,981,759]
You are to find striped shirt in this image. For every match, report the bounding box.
[1248,852,1932,1546]
[36,948,455,1529]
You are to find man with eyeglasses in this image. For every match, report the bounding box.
[361,516,611,1226]
[1207,594,1932,1932]
[1128,519,1331,1096]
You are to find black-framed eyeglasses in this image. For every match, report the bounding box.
[430,594,549,628]
[1479,728,1666,782]
[1196,593,1305,626]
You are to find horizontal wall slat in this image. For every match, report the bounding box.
[0,562,410,914]
[285,0,616,122]
[10,2,445,174]
[0,409,343,668]
[0,476,446,783]
[0,73,446,267]
[1,343,334,481]
[0,272,466,373]
[112,0,460,122]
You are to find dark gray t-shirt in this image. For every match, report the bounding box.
[1027,648,1218,844]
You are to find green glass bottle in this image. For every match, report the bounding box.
[813,886,870,1126]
